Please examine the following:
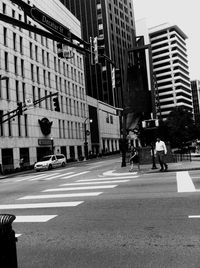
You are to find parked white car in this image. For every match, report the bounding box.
[34,154,66,171]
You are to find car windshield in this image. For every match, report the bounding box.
[40,156,52,162]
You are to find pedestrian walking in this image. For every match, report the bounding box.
[129,146,140,172]
[155,137,168,171]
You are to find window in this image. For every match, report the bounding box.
[22,82,26,103]
[0,110,3,136]
[16,81,19,102]
[32,86,35,102]
[21,59,24,77]
[48,72,51,87]
[6,79,9,100]
[42,50,45,65]
[14,56,18,75]
[45,90,48,109]
[20,37,23,54]
[38,88,41,107]
[36,66,40,83]
[35,45,38,61]
[5,52,8,71]
[18,115,21,136]
[13,33,16,50]
[31,64,34,81]
[8,114,12,136]
[3,27,7,46]
[30,42,33,58]
[43,70,46,86]
[24,114,28,137]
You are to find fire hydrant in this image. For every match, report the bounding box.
[0,214,18,268]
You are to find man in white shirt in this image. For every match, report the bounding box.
[155,137,168,171]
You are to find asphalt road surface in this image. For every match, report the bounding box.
[0,157,200,268]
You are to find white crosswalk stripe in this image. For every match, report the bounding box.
[77,175,138,182]
[29,172,74,181]
[0,201,83,209]
[42,185,117,192]
[60,180,130,186]
[60,171,90,179]
[15,215,57,222]
[18,192,103,200]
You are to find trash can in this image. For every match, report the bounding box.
[0,214,18,268]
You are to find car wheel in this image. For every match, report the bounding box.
[48,164,52,170]
[61,162,66,167]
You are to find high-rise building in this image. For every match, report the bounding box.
[191,80,200,126]
[149,23,193,120]
[59,0,136,108]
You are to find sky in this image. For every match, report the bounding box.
[133,0,200,80]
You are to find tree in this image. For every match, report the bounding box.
[164,107,200,148]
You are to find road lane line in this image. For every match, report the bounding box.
[78,176,138,182]
[0,201,84,209]
[15,215,57,222]
[60,180,130,186]
[176,171,196,192]
[43,185,117,192]
[61,171,90,179]
[18,192,103,200]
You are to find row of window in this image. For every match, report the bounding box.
[58,120,86,140]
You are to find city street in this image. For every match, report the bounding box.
[1,157,200,267]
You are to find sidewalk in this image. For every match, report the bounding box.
[138,160,200,174]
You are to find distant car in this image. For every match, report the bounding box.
[34,154,66,171]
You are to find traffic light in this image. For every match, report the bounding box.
[115,68,121,87]
[53,97,60,112]
[57,42,64,58]
[57,42,73,59]
[142,119,159,129]
[17,102,23,115]
[92,37,105,64]
[112,67,115,88]
[93,37,98,64]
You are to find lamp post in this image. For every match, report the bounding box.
[84,118,92,160]
[50,137,54,154]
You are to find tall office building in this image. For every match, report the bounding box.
[59,0,136,108]
[191,80,200,126]
[149,23,193,120]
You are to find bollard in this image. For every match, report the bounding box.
[0,214,18,268]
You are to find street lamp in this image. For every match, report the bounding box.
[51,137,54,154]
[84,118,93,160]
[0,75,9,81]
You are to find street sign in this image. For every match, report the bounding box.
[25,98,34,108]
[30,7,71,40]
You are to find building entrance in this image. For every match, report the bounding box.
[36,147,51,161]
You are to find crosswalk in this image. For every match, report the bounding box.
[0,169,138,237]
[4,169,200,237]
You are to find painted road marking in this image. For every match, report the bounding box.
[60,171,90,179]
[42,185,117,192]
[0,201,83,209]
[176,171,196,192]
[188,215,200,218]
[78,175,138,182]
[18,192,103,200]
[60,180,130,186]
[15,215,57,222]
[101,170,137,176]
[16,234,22,237]
[30,172,74,181]
[15,172,60,182]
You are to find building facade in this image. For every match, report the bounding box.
[59,0,136,108]
[191,80,200,126]
[149,23,193,120]
[0,0,89,172]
